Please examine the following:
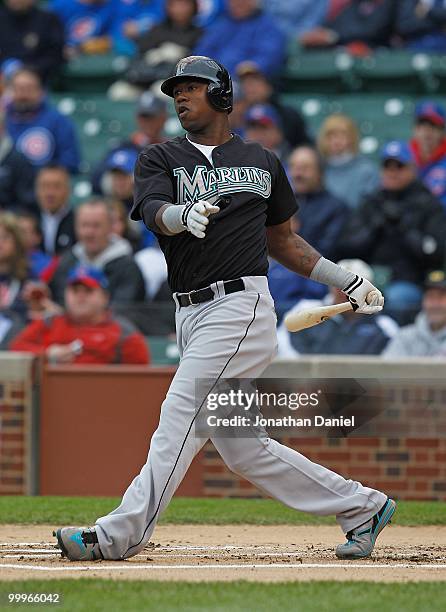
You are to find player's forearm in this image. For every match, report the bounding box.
[155,204,183,236]
[268,231,321,278]
[140,200,184,236]
[268,230,357,290]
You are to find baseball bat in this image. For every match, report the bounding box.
[284,291,380,333]
[284,302,352,332]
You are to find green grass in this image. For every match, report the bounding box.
[0,497,444,526]
[0,580,444,611]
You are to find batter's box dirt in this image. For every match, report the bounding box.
[0,525,445,582]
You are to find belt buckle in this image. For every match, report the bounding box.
[188,290,197,306]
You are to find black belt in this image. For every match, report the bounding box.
[176,278,245,307]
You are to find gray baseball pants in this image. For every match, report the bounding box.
[95,276,386,559]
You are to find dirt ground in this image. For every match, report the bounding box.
[0,525,445,582]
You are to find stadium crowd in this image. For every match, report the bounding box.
[1,0,446,362]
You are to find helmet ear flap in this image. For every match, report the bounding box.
[207,81,232,113]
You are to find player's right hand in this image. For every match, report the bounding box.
[343,276,384,314]
[181,200,220,239]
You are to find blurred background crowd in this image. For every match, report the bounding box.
[1,0,446,364]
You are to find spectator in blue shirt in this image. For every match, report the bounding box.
[288,146,350,261]
[194,0,285,78]
[396,0,446,52]
[113,0,164,55]
[265,0,328,40]
[49,0,119,55]
[5,68,81,173]
[268,145,351,321]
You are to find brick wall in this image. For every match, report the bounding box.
[0,355,36,495]
[202,437,446,500]
[201,358,446,501]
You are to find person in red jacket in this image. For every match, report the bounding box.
[409,101,446,209]
[10,264,150,364]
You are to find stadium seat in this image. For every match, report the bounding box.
[278,93,446,159]
[430,54,446,93]
[52,94,135,174]
[112,302,176,336]
[146,336,180,365]
[283,49,358,94]
[58,54,130,93]
[354,51,437,94]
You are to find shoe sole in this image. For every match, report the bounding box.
[53,529,68,559]
[336,498,397,560]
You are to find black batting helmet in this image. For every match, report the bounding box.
[161,56,233,113]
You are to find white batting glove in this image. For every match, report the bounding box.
[181,200,220,239]
[343,275,384,314]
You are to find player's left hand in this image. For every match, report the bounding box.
[342,275,384,314]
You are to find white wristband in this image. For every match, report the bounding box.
[310,257,356,290]
[161,205,186,234]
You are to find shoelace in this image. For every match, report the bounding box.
[81,530,98,545]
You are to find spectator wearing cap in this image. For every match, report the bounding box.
[396,0,446,52]
[318,113,379,210]
[237,65,311,149]
[0,108,36,213]
[265,0,328,39]
[48,199,146,306]
[11,264,150,364]
[5,68,81,173]
[383,270,446,358]
[244,104,289,163]
[36,165,75,255]
[104,148,138,211]
[409,101,446,208]
[0,0,64,83]
[277,259,398,358]
[104,149,154,250]
[91,92,167,192]
[336,141,446,324]
[194,0,285,78]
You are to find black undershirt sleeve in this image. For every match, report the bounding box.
[265,152,299,227]
[131,147,175,230]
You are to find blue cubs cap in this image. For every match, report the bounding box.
[1,58,23,81]
[381,140,414,165]
[415,101,446,128]
[425,269,446,290]
[67,265,109,290]
[245,104,282,128]
[107,149,138,174]
[137,91,166,116]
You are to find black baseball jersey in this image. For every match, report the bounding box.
[131,134,297,293]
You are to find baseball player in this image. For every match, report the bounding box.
[54,56,395,562]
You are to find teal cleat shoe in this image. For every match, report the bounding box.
[336,498,396,560]
[53,527,103,561]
